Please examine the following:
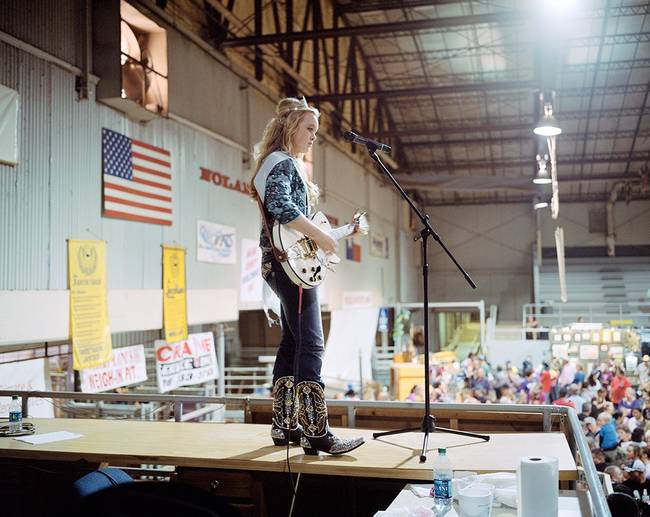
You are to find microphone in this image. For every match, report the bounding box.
[343,130,391,153]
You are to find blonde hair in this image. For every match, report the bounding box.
[250,97,320,206]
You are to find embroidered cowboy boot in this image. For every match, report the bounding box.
[270,376,302,446]
[297,380,364,455]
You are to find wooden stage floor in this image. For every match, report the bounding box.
[1,418,577,480]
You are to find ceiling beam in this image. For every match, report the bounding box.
[401,129,650,147]
[405,152,650,172]
[366,123,532,138]
[422,191,648,207]
[399,173,639,185]
[336,0,461,13]
[220,11,526,47]
[309,80,535,102]
[311,81,649,104]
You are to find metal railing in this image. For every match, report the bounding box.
[0,390,610,516]
[524,301,650,329]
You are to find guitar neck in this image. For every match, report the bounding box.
[329,224,354,241]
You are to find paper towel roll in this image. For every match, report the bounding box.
[517,456,558,517]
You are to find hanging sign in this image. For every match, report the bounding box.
[155,332,219,393]
[162,245,188,343]
[197,220,236,264]
[68,239,112,370]
[79,344,147,393]
[239,238,263,304]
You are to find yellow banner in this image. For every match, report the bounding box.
[163,245,188,343]
[68,240,112,370]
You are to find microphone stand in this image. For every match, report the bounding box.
[364,142,490,462]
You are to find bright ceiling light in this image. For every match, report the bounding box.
[534,102,562,136]
[533,153,552,184]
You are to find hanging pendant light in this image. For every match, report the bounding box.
[534,102,562,136]
[533,154,552,184]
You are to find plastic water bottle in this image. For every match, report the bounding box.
[432,447,453,512]
[8,395,22,433]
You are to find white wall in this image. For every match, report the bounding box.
[424,200,650,321]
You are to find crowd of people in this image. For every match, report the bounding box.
[402,351,650,504]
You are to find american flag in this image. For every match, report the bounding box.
[102,128,173,226]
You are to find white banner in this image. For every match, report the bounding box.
[239,238,263,305]
[321,308,378,390]
[155,332,218,393]
[79,344,148,393]
[197,220,236,264]
[0,358,54,418]
[0,84,19,166]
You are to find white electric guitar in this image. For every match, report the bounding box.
[272,211,369,288]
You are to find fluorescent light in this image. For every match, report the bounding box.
[534,103,562,136]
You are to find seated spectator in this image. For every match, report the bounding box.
[626,443,642,464]
[631,427,646,447]
[618,427,634,454]
[583,416,598,439]
[627,407,645,433]
[619,387,642,417]
[623,458,650,495]
[567,384,585,412]
[579,402,593,421]
[604,464,624,484]
[498,385,515,404]
[611,409,623,424]
[470,367,490,392]
[529,384,546,405]
[591,448,609,472]
[597,412,620,454]
[553,387,576,409]
[591,387,609,416]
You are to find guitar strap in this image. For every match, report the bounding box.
[255,194,288,262]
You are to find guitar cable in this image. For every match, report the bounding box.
[286,285,303,517]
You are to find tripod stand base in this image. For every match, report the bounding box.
[372,415,490,463]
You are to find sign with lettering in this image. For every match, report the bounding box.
[80,345,147,393]
[68,239,112,369]
[162,245,188,343]
[154,332,219,393]
[197,220,236,264]
[199,166,250,196]
[0,358,54,418]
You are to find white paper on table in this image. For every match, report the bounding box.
[14,431,83,445]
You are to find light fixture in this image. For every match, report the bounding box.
[534,102,562,136]
[533,153,552,184]
[534,199,549,210]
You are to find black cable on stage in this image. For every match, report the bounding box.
[286,285,304,514]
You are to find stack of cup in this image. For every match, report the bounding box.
[458,482,494,517]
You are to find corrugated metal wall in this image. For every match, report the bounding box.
[0,39,256,292]
[0,4,421,310]
[0,0,81,67]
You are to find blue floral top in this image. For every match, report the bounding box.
[259,157,308,279]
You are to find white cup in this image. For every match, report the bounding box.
[458,484,493,517]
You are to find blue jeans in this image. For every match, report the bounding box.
[266,260,324,385]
